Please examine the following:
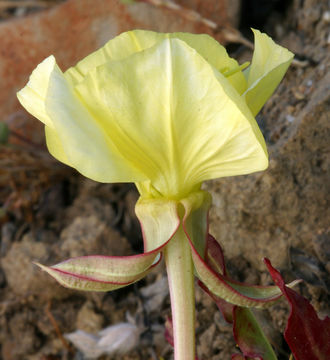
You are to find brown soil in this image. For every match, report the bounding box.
[1,1,329,359]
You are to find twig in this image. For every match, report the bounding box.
[45,300,74,354]
[0,1,55,9]
[291,58,310,67]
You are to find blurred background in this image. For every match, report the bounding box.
[0,1,329,359]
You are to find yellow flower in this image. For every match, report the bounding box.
[18,30,294,360]
[17,29,293,201]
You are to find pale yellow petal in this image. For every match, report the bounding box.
[167,32,247,95]
[64,30,163,85]
[65,30,247,94]
[243,29,294,116]
[17,55,55,128]
[45,125,71,166]
[44,63,146,183]
[76,38,267,198]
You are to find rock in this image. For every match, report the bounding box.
[76,301,104,333]
[140,276,169,313]
[0,0,238,134]
[7,311,42,357]
[60,215,107,258]
[1,211,132,299]
[64,183,116,226]
[1,232,66,298]
[59,215,132,258]
[197,323,216,358]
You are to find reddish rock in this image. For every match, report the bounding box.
[0,0,237,140]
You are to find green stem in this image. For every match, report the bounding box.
[164,225,195,360]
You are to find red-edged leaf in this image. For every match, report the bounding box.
[181,198,300,308]
[199,236,278,360]
[199,235,233,322]
[187,232,299,308]
[37,197,181,292]
[264,258,330,360]
[35,250,162,292]
[233,306,277,360]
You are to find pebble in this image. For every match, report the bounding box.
[322,11,330,22]
[286,114,295,123]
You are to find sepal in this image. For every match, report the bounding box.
[135,197,180,252]
[181,191,212,257]
[188,234,299,308]
[35,251,162,292]
[36,195,182,292]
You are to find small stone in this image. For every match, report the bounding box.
[197,323,216,358]
[60,215,131,258]
[1,232,66,299]
[7,312,42,357]
[140,276,169,313]
[322,11,330,22]
[286,114,295,123]
[76,301,104,333]
[306,79,313,87]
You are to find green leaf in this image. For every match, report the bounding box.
[233,307,278,360]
